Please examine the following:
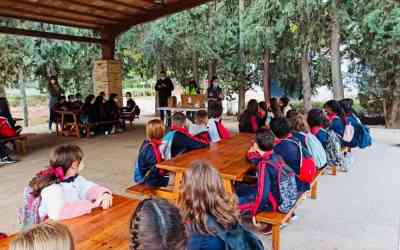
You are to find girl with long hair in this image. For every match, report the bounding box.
[178,161,240,250]
[239,99,260,133]
[323,100,345,137]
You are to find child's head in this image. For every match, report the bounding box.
[178,161,239,234]
[84,95,95,105]
[324,100,342,115]
[30,144,83,197]
[246,99,259,115]
[10,221,75,250]
[255,128,275,152]
[171,112,186,128]
[99,91,106,97]
[109,93,118,103]
[289,113,310,133]
[307,108,328,128]
[146,119,165,140]
[195,110,208,125]
[339,98,354,114]
[129,198,186,250]
[208,102,223,119]
[279,96,290,108]
[75,93,82,101]
[270,117,291,139]
[67,95,75,103]
[126,92,132,98]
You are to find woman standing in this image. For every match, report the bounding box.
[48,76,64,132]
[207,76,223,112]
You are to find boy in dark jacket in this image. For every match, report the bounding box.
[161,112,208,159]
[270,117,311,193]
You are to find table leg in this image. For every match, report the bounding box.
[61,113,65,137]
[311,180,318,199]
[223,179,234,194]
[272,225,280,250]
[73,114,80,139]
[173,172,184,194]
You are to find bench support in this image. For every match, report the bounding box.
[272,225,280,250]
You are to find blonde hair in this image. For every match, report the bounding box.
[290,113,310,133]
[146,119,165,140]
[178,161,240,235]
[11,221,75,250]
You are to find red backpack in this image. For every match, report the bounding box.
[283,138,317,184]
[0,116,16,138]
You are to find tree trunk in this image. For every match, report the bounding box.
[383,95,400,129]
[18,69,29,127]
[192,51,199,88]
[301,54,313,113]
[330,5,344,100]
[0,85,6,98]
[262,51,271,101]
[238,0,246,113]
[207,1,217,84]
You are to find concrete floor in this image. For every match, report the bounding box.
[0,118,399,250]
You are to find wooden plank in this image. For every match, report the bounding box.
[0,26,105,44]
[11,0,123,23]
[0,2,116,25]
[58,0,137,17]
[0,195,139,250]
[99,0,150,12]
[116,0,213,34]
[0,11,99,30]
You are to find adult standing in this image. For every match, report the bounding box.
[207,76,223,112]
[48,75,64,132]
[155,71,174,121]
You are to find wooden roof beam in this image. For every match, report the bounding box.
[12,0,123,23]
[62,0,137,16]
[115,0,212,35]
[0,26,105,44]
[0,12,100,30]
[0,4,116,25]
[98,0,149,12]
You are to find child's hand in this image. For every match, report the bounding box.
[94,193,113,209]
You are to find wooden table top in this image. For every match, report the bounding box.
[0,195,139,250]
[157,133,255,181]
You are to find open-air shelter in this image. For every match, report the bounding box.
[0,0,211,98]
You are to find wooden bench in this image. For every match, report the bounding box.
[0,133,35,155]
[253,168,328,250]
[126,184,176,200]
[83,120,120,138]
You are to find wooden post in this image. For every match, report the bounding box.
[272,225,280,250]
[100,30,115,60]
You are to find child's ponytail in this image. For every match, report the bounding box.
[29,144,83,197]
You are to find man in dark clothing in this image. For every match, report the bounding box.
[155,71,174,121]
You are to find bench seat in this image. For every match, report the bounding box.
[0,133,36,155]
[254,167,328,250]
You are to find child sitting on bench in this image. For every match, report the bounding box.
[20,144,112,228]
[237,128,298,235]
[133,119,169,187]
[188,110,210,144]
[161,112,208,160]
[207,102,230,143]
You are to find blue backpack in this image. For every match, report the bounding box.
[207,216,264,250]
[300,132,327,169]
[353,115,372,149]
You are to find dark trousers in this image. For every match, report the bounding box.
[159,97,171,124]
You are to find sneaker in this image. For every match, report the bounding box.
[1,156,17,164]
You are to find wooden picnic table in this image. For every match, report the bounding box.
[55,110,82,138]
[0,195,139,250]
[156,133,255,199]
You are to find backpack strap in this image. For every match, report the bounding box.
[281,138,303,170]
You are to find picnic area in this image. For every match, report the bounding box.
[0,0,399,250]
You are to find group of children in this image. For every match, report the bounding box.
[12,158,260,250]
[51,92,140,136]
[7,97,371,250]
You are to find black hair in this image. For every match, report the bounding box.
[280,96,290,107]
[339,98,356,115]
[75,93,82,98]
[160,71,166,74]
[324,100,345,121]
[256,128,275,151]
[99,91,106,97]
[307,108,329,128]
[94,95,103,106]
[258,101,267,112]
[238,99,259,131]
[269,117,291,139]
[0,97,11,117]
[211,76,218,84]
[84,95,95,106]
[286,109,298,119]
[109,93,118,100]
[172,112,186,124]
[129,198,187,250]
[126,92,132,97]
